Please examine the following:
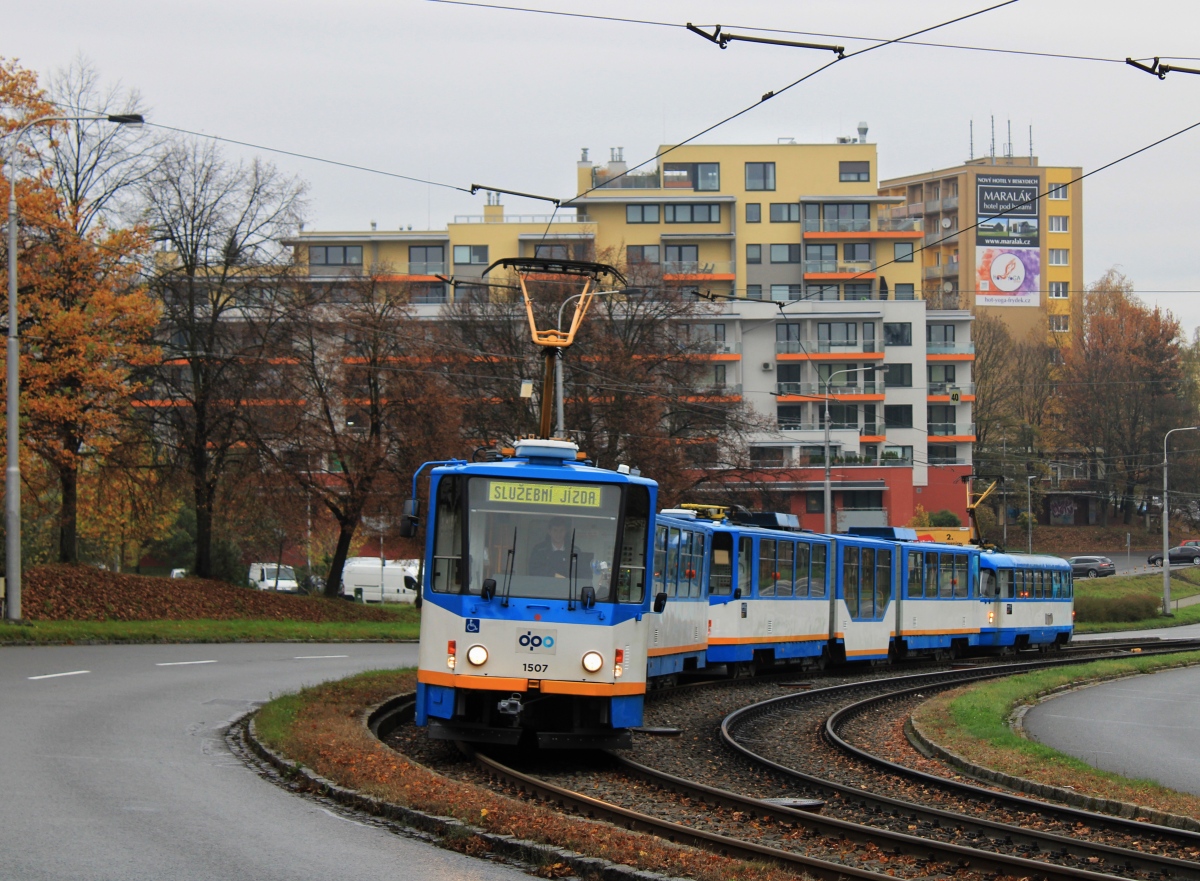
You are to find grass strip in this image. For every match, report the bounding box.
[256,670,796,881]
[0,617,419,644]
[914,652,1200,817]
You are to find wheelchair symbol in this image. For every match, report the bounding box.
[465,619,480,633]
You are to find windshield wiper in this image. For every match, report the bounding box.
[501,526,517,607]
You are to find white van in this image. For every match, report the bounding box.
[340,557,419,603]
[248,563,299,592]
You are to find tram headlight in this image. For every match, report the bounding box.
[581,651,604,673]
[466,644,489,667]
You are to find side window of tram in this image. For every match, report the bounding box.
[843,548,860,616]
[938,553,956,598]
[666,527,682,596]
[953,554,968,598]
[710,533,733,596]
[998,569,1014,599]
[777,541,795,598]
[795,541,811,597]
[811,544,828,598]
[907,551,922,598]
[758,539,776,596]
[739,537,753,595]
[924,552,938,598]
[431,476,463,593]
[653,525,668,595]
[876,548,892,611]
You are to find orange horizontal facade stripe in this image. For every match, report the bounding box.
[927,395,976,402]
[777,352,885,362]
[932,435,976,443]
[775,394,884,403]
[804,272,877,281]
[804,230,923,240]
[647,642,707,657]
[539,680,646,696]
[380,274,444,282]
[860,434,886,443]
[926,353,975,362]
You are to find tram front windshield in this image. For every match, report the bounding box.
[438,476,644,602]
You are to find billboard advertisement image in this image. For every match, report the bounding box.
[975,174,1040,306]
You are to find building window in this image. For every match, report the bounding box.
[411,282,447,304]
[664,203,720,223]
[928,444,958,464]
[805,242,836,271]
[408,245,443,273]
[1049,215,1069,232]
[453,244,488,264]
[711,363,727,388]
[769,203,800,222]
[1049,248,1069,265]
[885,363,912,387]
[534,244,571,260]
[665,244,698,270]
[1048,182,1069,200]
[844,283,872,301]
[811,284,839,301]
[746,244,762,264]
[626,204,660,223]
[746,284,763,300]
[883,405,913,428]
[806,492,825,513]
[844,242,871,262]
[627,245,660,264]
[1049,281,1068,299]
[770,243,802,263]
[927,324,955,344]
[745,203,761,223]
[823,202,870,232]
[1050,314,1070,333]
[894,283,915,300]
[928,363,956,385]
[894,242,914,262]
[839,160,870,182]
[310,245,363,266]
[818,322,857,345]
[745,162,776,191]
[883,323,912,346]
[843,490,883,510]
[818,364,857,388]
[663,162,720,191]
[771,284,802,302]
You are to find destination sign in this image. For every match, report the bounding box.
[488,481,603,508]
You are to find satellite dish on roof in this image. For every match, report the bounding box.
[943,282,954,293]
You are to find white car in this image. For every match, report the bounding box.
[339,557,419,603]
[248,563,299,592]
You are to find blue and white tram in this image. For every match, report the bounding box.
[413,438,658,748]
[976,551,1073,650]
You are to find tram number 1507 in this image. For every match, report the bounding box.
[523,663,549,673]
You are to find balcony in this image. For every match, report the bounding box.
[941,195,958,211]
[804,260,875,275]
[777,420,861,432]
[398,261,446,276]
[591,169,661,189]
[452,214,594,224]
[776,339,884,355]
[928,422,976,437]
[927,382,975,396]
[803,216,923,234]
[924,232,957,248]
[775,381,884,396]
[926,342,975,355]
[663,260,736,278]
[924,198,942,213]
[690,383,742,397]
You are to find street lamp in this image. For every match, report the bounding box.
[819,365,876,534]
[554,288,625,437]
[1026,475,1036,555]
[3,112,144,621]
[1162,426,1200,616]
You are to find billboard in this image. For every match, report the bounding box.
[975,174,1040,307]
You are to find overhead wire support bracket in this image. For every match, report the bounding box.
[469,184,560,205]
[686,22,844,57]
[1124,56,1200,79]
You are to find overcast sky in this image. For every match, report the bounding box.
[9,1,1200,331]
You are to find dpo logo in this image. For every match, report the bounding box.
[517,629,557,654]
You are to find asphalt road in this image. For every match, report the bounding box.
[1,643,531,881]
[1022,664,1200,796]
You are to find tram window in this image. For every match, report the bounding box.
[777,541,795,597]
[710,534,733,596]
[1015,570,1027,598]
[923,552,938,598]
[795,542,811,597]
[953,555,968,598]
[844,548,861,616]
[812,544,828,598]
[687,532,705,597]
[860,548,876,617]
[431,476,464,593]
[876,548,892,612]
[617,486,650,604]
[759,539,777,596]
[979,569,996,599]
[907,551,923,598]
[937,553,953,598]
[998,568,1013,599]
[667,527,682,596]
[653,525,668,595]
[739,537,753,596]
[969,555,979,597]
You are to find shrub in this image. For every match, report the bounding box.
[1074,593,1161,623]
[930,509,962,527]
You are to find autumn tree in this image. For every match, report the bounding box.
[964,311,1013,451]
[139,138,306,579]
[1055,270,1198,523]
[1,58,159,563]
[252,271,462,597]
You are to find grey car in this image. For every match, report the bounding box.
[1067,556,1116,578]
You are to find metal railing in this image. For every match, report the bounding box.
[592,169,661,189]
[928,422,976,436]
[452,214,594,224]
[926,341,975,355]
[926,382,975,395]
[775,339,884,354]
[775,381,884,396]
[803,216,922,233]
[663,260,735,275]
[400,261,446,276]
[805,259,876,274]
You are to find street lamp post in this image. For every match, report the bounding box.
[3,112,143,621]
[554,289,624,437]
[1162,426,1200,616]
[819,366,869,535]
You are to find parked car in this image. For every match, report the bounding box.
[1067,556,1116,578]
[339,557,419,603]
[1147,547,1200,566]
[169,568,187,579]
[1182,538,1200,548]
[248,563,299,592]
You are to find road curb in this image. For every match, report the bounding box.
[906,676,1200,832]
[238,699,693,881]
